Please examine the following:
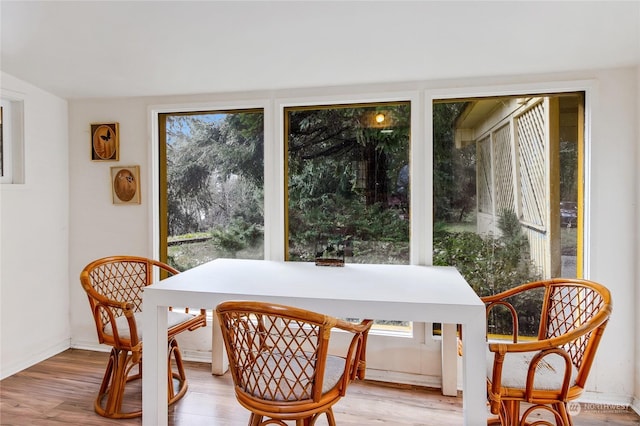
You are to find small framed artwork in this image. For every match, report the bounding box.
[91,122,119,161]
[111,165,141,204]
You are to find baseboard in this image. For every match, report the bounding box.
[570,390,637,417]
[180,349,212,363]
[0,339,70,380]
[579,390,634,407]
[631,397,640,416]
[70,341,110,353]
[71,341,212,364]
[364,368,442,389]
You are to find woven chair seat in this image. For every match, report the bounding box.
[103,310,199,341]
[249,350,346,401]
[487,348,578,390]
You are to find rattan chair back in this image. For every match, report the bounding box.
[81,256,172,349]
[79,255,206,418]
[482,278,612,425]
[216,301,372,426]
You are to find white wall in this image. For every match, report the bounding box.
[583,67,637,404]
[0,72,69,379]
[66,66,638,405]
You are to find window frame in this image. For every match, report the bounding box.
[274,92,422,340]
[425,80,593,278]
[274,92,422,264]
[150,99,272,263]
[148,80,593,346]
[1,98,12,182]
[157,107,265,267]
[282,100,412,264]
[0,95,25,185]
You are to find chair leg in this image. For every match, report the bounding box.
[168,337,188,404]
[94,340,189,418]
[325,408,336,426]
[98,348,115,397]
[300,409,335,426]
[167,340,176,399]
[250,413,287,426]
[519,403,567,426]
[554,402,573,426]
[172,337,187,379]
[498,400,520,426]
[95,347,142,419]
[248,413,263,426]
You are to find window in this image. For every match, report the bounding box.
[432,93,584,339]
[148,83,593,386]
[285,102,410,266]
[0,101,7,180]
[0,97,24,185]
[284,101,411,334]
[158,109,264,271]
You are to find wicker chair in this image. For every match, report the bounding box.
[79,255,206,418]
[482,278,612,425]
[216,301,373,426]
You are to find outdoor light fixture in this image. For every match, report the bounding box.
[375,113,385,123]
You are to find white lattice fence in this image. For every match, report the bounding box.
[493,124,515,215]
[516,101,549,277]
[523,226,547,277]
[517,102,546,228]
[472,98,552,277]
[477,136,492,213]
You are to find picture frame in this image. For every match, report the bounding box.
[110,165,140,204]
[91,122,119,161]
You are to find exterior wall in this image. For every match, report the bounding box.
[634,65,640,414]
[64,67,638,405]
[470,97,557,279]
[0,72,69,379]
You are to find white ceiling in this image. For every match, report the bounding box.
[1,1,639,100]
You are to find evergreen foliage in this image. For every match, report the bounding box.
[433,210,542,336]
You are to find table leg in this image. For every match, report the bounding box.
[142,304,168,426]
[441,323,458,396]
[461,313,487,426]
[211,312,228,375]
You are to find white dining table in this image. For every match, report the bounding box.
[142,258,487,425]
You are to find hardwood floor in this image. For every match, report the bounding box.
[1,349,638,425]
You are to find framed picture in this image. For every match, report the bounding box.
[110,165,140,204]
[91,122,119,161]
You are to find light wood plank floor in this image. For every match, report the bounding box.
[1,349,638,425]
